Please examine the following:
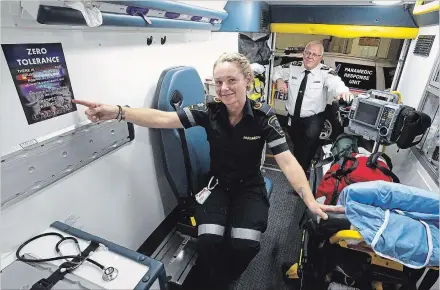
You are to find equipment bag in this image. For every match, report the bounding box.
[391,106,432,149]
[316,152,400,205]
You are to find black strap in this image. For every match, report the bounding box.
[367,152,393,170]
[332,155,358,178]
[366,152,400,183]
[330,178,341,205]
[31,241,100,290]
[170,91,194,197]
[315,155,334,168]
[379,152,393,170]
[293,70,310,119]
[376,163,400,183]
[327,155,358,204]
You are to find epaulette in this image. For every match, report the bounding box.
[205,95,221,104]
[253,102,274,116]
[292,60,303,66]
[320,65,338,76]
[203,95,222,108]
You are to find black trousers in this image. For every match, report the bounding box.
[194,179,269,289]
[286,112,326,173]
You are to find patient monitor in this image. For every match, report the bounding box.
[348,90,403,144]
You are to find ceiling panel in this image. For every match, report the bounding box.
[267,0,417,5]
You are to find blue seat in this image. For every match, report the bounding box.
[154,66,273,201]
[155,66,211,197]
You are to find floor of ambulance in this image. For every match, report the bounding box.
[181,134,305,290]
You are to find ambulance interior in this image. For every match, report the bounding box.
[1,1,439,290]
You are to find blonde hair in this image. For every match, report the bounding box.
[213,52,254,82]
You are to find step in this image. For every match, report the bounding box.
[151,228,198,287]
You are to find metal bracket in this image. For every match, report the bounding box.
[1,120,135,210]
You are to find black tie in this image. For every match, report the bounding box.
[293,70,310,119]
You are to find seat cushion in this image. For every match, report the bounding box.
[264,176,273,200]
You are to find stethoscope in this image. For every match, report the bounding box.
[16,232,118,282]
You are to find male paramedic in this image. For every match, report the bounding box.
[73,52,344,289]
[274,40,353,176]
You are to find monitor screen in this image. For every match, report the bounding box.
[355,102,381,126]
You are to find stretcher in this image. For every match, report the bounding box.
[283,94,438,290]
[283,147,439,290]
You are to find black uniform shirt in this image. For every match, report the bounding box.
[177,97,289,184]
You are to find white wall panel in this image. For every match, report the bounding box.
[398,25,439,109]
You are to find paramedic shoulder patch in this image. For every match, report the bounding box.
[189,102,208,112]
[268,115,284,137]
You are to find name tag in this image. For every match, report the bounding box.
[313,81,321,83]
[292,76,298,80]
[243,136,261,140]
[195,187,212,204]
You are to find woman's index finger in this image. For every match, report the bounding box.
[72,99,97,108]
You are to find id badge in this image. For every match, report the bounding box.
[195,187,211,204]
[195,177,218,205]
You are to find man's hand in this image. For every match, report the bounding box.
[72,99,119,122]
[307,200,345,220]
[336,92,354,103]
[276,79,288,94]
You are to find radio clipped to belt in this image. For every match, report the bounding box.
[195,176,218,205]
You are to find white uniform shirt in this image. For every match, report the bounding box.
[273,61,349,118]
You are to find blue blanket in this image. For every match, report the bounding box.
[337,181,439,269]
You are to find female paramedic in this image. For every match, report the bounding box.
[73,52,344,289]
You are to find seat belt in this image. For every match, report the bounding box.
[170,91,194,197]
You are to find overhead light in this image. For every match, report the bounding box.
[371,0,401,5]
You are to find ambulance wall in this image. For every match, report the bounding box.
[0,0,237,257]
[398,24,439,109]
[390,24,439,192]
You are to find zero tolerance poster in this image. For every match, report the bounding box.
[2,43,77,125]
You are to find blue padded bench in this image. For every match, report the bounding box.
[155,66,273,200]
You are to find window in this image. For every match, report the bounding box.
[413,56,440,184]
